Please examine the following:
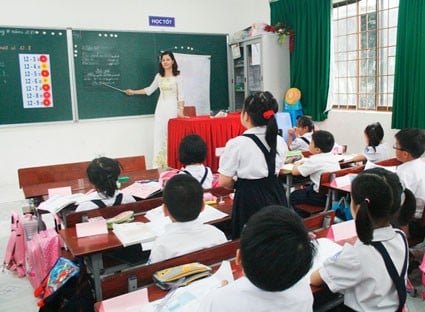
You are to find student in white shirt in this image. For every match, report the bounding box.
[76,157,135,212]
[394,128,425,243]
[290,130,340,210]
[310,169,410,312]
[287,115,314,151]
[178,134,213,189]
[198,206,315,312]
[149,174,227,263]
[352,122,393,163]
[219,91,288,239]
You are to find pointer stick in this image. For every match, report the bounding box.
[100,82,126,93]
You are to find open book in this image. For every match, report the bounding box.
[112,222,158,247]
[120,181,162,199]
[37,193,86,214]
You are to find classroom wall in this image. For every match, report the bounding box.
[0,1,398,203]
[0,0,270,203]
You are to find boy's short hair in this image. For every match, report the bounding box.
[312,130,335,153]
[395,128,425,158]
[162,174,203,222]
[178,134,208,165]
[296,116,314,132]
[240,206,316,292]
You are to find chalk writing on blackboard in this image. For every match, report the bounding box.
[80,45,121,88]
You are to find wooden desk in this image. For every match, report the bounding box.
[59,196,233,301]
[167,113,245,172]
[23,169,160,200]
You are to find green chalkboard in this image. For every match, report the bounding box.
[72,30,229,119]
[0,27,73,125]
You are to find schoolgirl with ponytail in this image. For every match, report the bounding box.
[218,91,288,238]
[76,157,136,212]
[311,168,415,312]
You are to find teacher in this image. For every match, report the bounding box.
[125,51,185,168]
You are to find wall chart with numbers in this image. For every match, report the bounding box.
[19,53,54,108]
[0,27,72,125]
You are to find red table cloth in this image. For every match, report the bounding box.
[167,113,245,172]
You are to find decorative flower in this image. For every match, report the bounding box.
[264,22,295,52]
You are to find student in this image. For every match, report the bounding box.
[310,169,410,312]
[218,91,288,239]
[125,51,186,168]
[197,206,316,312]
[394,128,425,241]
[352,122,392,163]
[287,115,314,151]
[290,130,340,209]
[149,174,227,263]
[76,157,135,212]
[178,134,213,189]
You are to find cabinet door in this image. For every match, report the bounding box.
[232,44,245,111]
[245,41,262,96]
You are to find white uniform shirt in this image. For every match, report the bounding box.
[397,158,425,219]
[363,142,393,163]
[319,226,407,311]
[298,153,340,192]
[197,276,313,312]
[290,132,313,151]
[75,191,135,212]
[149,219,227,263]
[219,127,288,179]
[179,164,213,189]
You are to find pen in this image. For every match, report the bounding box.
[136,179,158,183]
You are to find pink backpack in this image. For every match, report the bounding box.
[419,254,425,300]
[27,228,62,290]
[3,212,26,277]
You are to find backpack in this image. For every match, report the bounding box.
[35,257,95,312]
[27,228,62,289]
[3,212,26,277]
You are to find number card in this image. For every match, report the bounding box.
[19,53,54,108]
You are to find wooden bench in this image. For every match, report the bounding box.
[304,210,336,238]
[374,157,402,167]
[295,164,365,216]
[100,239,240,299]
[64,196,163,228]
[18,155,146,189]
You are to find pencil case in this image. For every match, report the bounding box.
[153,262,212,290]
[106,210,134,230]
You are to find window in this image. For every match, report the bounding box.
[332,0,399,111]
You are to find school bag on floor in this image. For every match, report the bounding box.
[27,228,63,290]
[3,212,26,277]
[35,257,95,312]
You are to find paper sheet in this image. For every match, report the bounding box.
[121,181,162,199]
[308,238,343,277]
[145,205,228,224]
[99,287,152,312]
[76,219,108,238]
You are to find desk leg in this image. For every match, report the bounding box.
[87,253,104,301]
[286,175,293,209]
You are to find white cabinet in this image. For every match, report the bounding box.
[228,33,290,111]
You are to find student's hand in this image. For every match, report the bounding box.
[288,127,296,135]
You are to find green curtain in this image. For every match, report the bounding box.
[392,0,425,129]
[270,0,331,121]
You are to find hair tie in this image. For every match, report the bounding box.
[364,197,370,204]
[263,110,274,120]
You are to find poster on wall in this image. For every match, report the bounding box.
[19,53,54,108]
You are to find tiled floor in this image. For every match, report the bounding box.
[0,200,424,311]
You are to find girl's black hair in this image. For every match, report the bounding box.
[158,51,180,77]
[243,91,279,156]
[86,157,121,197]
[351,171,394,243]
[364,122,384,152]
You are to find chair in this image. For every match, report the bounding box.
[183,106,197,117]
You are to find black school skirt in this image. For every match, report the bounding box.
[231,175,285,239]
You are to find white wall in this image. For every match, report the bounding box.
[0,1,399,203]
[0,0,270,202]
